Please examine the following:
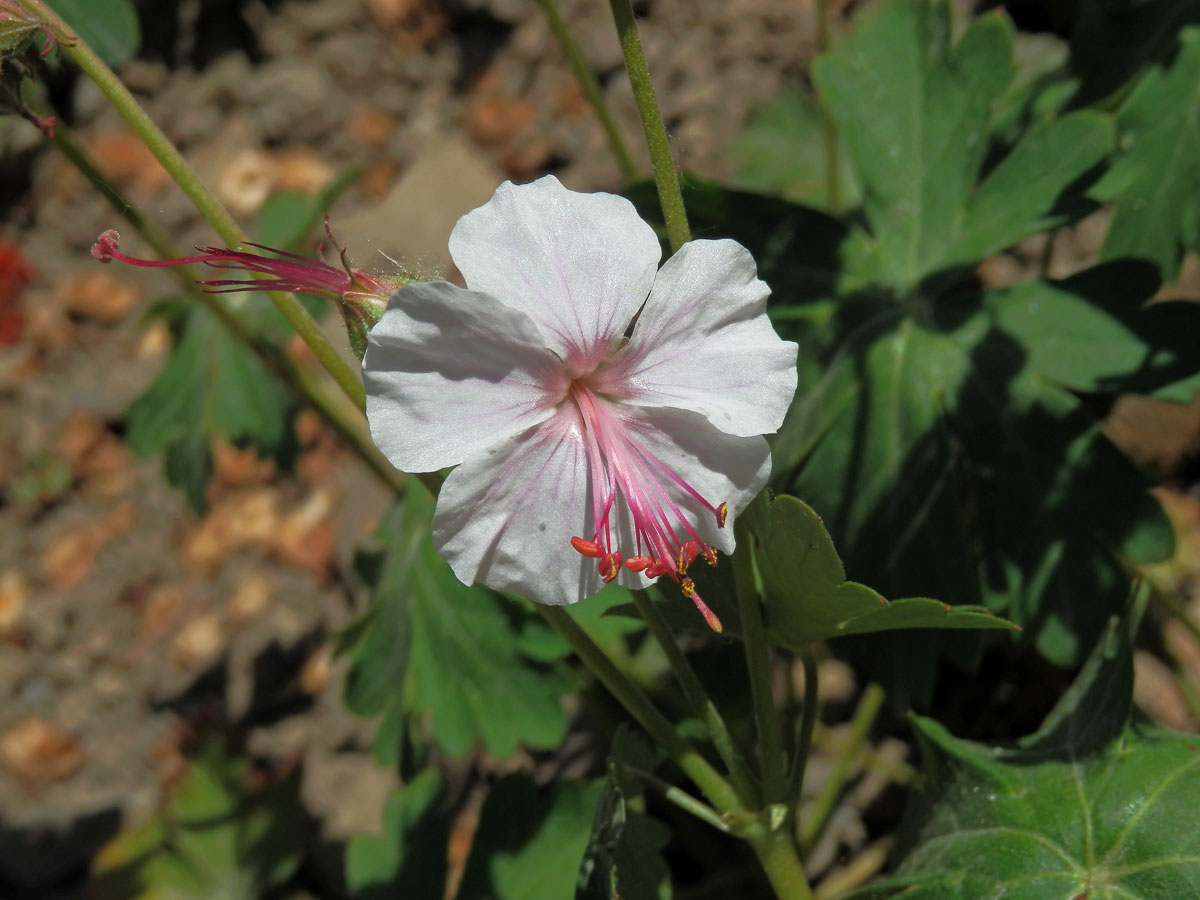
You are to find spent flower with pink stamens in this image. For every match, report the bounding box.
[362,176,798,629]
[91,227,409,359]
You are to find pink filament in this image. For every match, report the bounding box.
[568,383,726,631]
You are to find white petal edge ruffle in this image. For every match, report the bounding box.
[363,280,563,473]
[432,400,771,607]
[448,175,661,369]
[611,239,799,438]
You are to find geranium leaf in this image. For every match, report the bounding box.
[813,0,1108,291]
[457,775,602,900]
[577,726,673,900]
[1093,26,1200,282]
[775,265,1186,667]
[842,620,1200,899]
[344,770,450,900]
[44,0,139,66]
[344,489,571,760]
[91,737,308,900]
[125,306,292,512]
[749,494,1015,649]
[726,85,860,210]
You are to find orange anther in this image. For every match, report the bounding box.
[715,502,728,528]
[599,553,623,582]
[646,559,671,579]
[676,541,698,573]
[571,536,604,558]
[625,555,653,573]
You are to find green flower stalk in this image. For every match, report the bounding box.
[91,226,412,361]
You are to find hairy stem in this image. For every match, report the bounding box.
[788,648,819,808]
[635,588,759,805]
[535,0,639,182]
[606,0,691,251]
[49,124,429,496]
[799,683,884,850]
[17,0,366,409]
[538,605,744,815]
[733,520,788,810]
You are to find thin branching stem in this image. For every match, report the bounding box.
[17,0,367,409]
[634,588,759,805]
[800,683,884,850]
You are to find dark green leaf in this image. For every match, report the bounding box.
[750,494,1015,649]
[91,737,307,900]
[44,0,139,66]
[577,726,673,900]
[457,775,602,900]
[125,306,291,512]
[844,620,1200,899]
[1068,0,1200,108]
[1094,26,1200,282]
[345,770,451,900]
[776,266,1181,666]
[344,489,571,760]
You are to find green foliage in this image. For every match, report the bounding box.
[123,191,336,512]
[90,737,308,900]
[748,494,1016,650]
[812,0,1111,292]
[776,266,1180,665]
[457,775,603,900]
[345,770,451,899]
[727,85,859,209]
[1093,27,1200,282]
[125,301,292,512]
[843,619,1200,899]
[44,0,139,66]
[577,727,672,900]
[345,488,571,761]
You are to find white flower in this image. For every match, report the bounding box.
[363,175,797,628]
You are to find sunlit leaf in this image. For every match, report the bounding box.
[843,620,1200,899]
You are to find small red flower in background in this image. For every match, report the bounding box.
[0,240,34,347]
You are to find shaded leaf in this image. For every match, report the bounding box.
[45,0,139,66]
[775,265,1180,667]
[91,737,307,900]
[749,494,1015,650]
[1094,26,1200,282]
[125,306,291,512]
[457,774,602,900]
[345,770,450,900]
[844,620,1200,899]
[344,489,571,760]
[577,726,673,900]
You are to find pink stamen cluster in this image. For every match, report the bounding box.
[90,229,387,303]
[567,383,728,632]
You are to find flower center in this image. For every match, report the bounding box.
[567,381,728,631]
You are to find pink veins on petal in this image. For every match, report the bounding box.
[90,229,387,302]
[567,381,727,632]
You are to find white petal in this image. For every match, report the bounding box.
[431,400,771,607]
[613,403,773,556]
[448,175,661,367]
[432,406,607,605]
[363,281,565,473]
[611,239,798,437]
